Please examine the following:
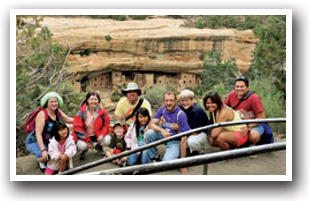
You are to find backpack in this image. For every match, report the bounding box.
[23,106,61,134]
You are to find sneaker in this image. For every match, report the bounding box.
[191,151,200,156]
[79,149,88,160]
[199,148,206,154]
[94,144,105,157]
[39,167,46,173]
[94,144,102,152]
[117,161,127,167]
[152,155,161,162]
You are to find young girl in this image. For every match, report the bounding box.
[125,107,150,165]
[105,121,128,167]
[45,122,77,175]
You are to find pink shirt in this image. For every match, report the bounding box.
[85,111,95,136]
[58,139,67,154]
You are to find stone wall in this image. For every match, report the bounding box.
[82,71,199,92]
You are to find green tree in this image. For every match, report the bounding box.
[248,15,286,97]
[193,50,238,97]
[16,16,84,156]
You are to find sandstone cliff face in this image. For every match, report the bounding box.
[41,17,257,92]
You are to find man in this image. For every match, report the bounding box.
[225,76,272,146]
[115,82,152,125]
[178,89,211,155]
[142,92,190,174]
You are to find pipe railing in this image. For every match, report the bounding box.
[81,141,286,175]
[60,118,286,175]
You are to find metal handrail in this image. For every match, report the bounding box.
[81,141,286,175]
[60,118,286,175]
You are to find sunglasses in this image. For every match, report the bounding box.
[207,91,217,97]
[235,76,249,86]
[236,75,246,80]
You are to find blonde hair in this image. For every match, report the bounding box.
[178,89,195,100]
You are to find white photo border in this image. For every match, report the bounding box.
[11,9,292,181]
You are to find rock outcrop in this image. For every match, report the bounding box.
[41,17,258,92]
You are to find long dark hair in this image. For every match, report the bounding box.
[81,91,101,106]
[134,107,151,138]
[52,122,69,142]
[203,92,224,122]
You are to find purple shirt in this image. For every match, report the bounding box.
[153,106,190,135]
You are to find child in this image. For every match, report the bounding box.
[105,121,127,167]
[124,107,150,165]
[45,122,77,175]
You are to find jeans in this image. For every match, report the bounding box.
[127,153,140,165]
[141,129,180,164]
[25,132,48,158]
[127,141,145,165]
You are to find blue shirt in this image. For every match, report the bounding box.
[179,103,211,130]
[153,105,190,135]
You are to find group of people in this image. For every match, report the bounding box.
[25,76,272,175]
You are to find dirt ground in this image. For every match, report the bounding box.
[16,133,286,176]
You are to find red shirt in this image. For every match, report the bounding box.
[225,91,264,120]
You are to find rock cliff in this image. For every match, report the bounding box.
[41,17,258,92]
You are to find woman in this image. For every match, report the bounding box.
[203,92,248,150]
[25,92,73,172]
[72,91,111,160]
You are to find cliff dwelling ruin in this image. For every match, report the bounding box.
[41,17,258,93]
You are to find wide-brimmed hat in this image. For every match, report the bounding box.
[40,92,64,108]
[121,82,142,96]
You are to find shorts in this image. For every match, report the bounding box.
[45,167,57,175]
[252,124,265,135]
[234,131,249,147]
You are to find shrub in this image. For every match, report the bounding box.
[196,21,205,29]
[129,15,149,20]
[144,85,177,114]
[90,15,126,21]
[168,15,183,19]
[111,92,122,102]
[249,77,286,133]
[105,35,112,41]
